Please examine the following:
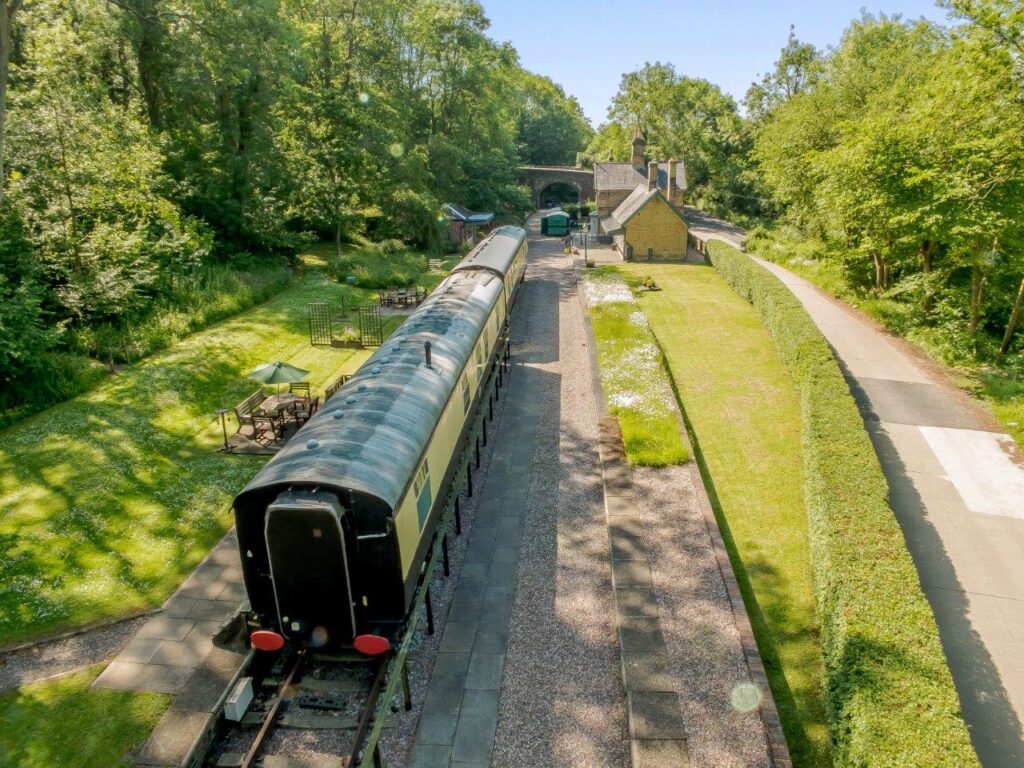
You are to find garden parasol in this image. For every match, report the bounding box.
[249,361,310,394]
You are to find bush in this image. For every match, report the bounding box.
[707,240,978,767]
[327,242,429,290]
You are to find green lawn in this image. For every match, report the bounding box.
[619,262,830,767]
[0,666,169,767]
[580,268,689,466]
[0,269,385,646]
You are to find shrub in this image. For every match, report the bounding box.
[707,240,978,767]
[326,242,429,290]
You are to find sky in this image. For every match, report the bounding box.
[481,0,952,125]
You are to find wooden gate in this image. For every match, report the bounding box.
[308,303,333,346]
[358,306,384,347]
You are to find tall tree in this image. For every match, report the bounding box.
[0,0,24,202]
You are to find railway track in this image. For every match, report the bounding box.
[194,339,511,768]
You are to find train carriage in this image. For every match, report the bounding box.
[233,226,527,651]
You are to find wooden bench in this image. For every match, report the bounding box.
[234,390,264,432]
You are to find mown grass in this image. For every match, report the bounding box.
[708,241,978,767]
[0,268,384,646]
[0,666,169,767]
[619,262,829,767]
[580,268,689,466]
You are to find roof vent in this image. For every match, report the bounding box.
[332,410,345,419]
[371,367,381,375]
[306,439,319,450]
[346,396,356,404]
[358,384,368,392]
[424,341,433,368]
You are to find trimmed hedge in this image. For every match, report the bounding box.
[707,240,977,767]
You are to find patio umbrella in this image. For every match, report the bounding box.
[249,361,310,393]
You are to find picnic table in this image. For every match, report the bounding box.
[260,393,301,416]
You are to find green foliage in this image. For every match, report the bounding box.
[0,0,587,428]
[0,666,170,768]
[708,240,978,767]
[513,70,593,165]
[750,12,1024,360]
[581,269,689,466]
[594,62,764,218]
[326,241,430,290]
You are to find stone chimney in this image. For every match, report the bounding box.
[631,125,646,167]
[667,158,678,203]
[647,160,658,192]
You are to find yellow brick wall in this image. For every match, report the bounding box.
[625,197,688,260]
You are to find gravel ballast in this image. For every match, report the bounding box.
[0,615,150,693]
[492,228,629,766]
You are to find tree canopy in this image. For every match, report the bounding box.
[749,8,1024,359]
[0,0,591,415]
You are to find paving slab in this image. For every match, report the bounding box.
[412,335,536,766]
[631,737,690,768]
[135,709,210,766]
[92,531,244,704]
[627,690,688,739]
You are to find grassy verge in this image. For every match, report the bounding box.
[707,241,978,767]
[619,263,829,767]
[579,268,689,466]
[0,666,169,767]
[0,269,387,647]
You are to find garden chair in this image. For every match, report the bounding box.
[289,382,311,397]
[251,413,282,444]
[295,396,320,425]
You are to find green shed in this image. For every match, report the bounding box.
[540,209,570,236]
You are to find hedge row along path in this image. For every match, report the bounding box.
[752,256,1024,767]
[705,239,978,767]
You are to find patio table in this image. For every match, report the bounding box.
[259,393,301,416]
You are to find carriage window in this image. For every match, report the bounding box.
[414,460,431,529]
[461,375,471,414]
[475,344,483,371]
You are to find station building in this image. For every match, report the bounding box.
[593,127,689,261]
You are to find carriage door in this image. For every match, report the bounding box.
[265,491,356,647]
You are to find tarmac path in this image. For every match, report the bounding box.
[753,257,1024,767]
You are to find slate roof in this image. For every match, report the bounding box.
[604,185,688,235]
[594,161,688,193]
[442,203,494,225]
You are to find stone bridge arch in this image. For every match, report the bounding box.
[517,165,594,208]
